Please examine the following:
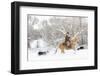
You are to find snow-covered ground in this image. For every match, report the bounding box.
[28,39,88,61]
[28,47,88,61]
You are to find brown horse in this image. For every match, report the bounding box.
[58,36,79,53]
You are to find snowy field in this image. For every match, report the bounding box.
[27,39,88,61]
[28,48,88,61]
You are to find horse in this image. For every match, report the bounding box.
[58,35,79,53]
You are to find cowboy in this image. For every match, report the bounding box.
[65,32,71,47]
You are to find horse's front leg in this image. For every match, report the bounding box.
[72,44,78,54]
[73,46,77,51]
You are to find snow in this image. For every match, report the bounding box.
[28,47,88,61]
[38,39,48,48]
[30,39,48,49]
[30,40,38,48]
[28,39,88,61]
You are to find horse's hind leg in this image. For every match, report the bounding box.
[61,48,65,54]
